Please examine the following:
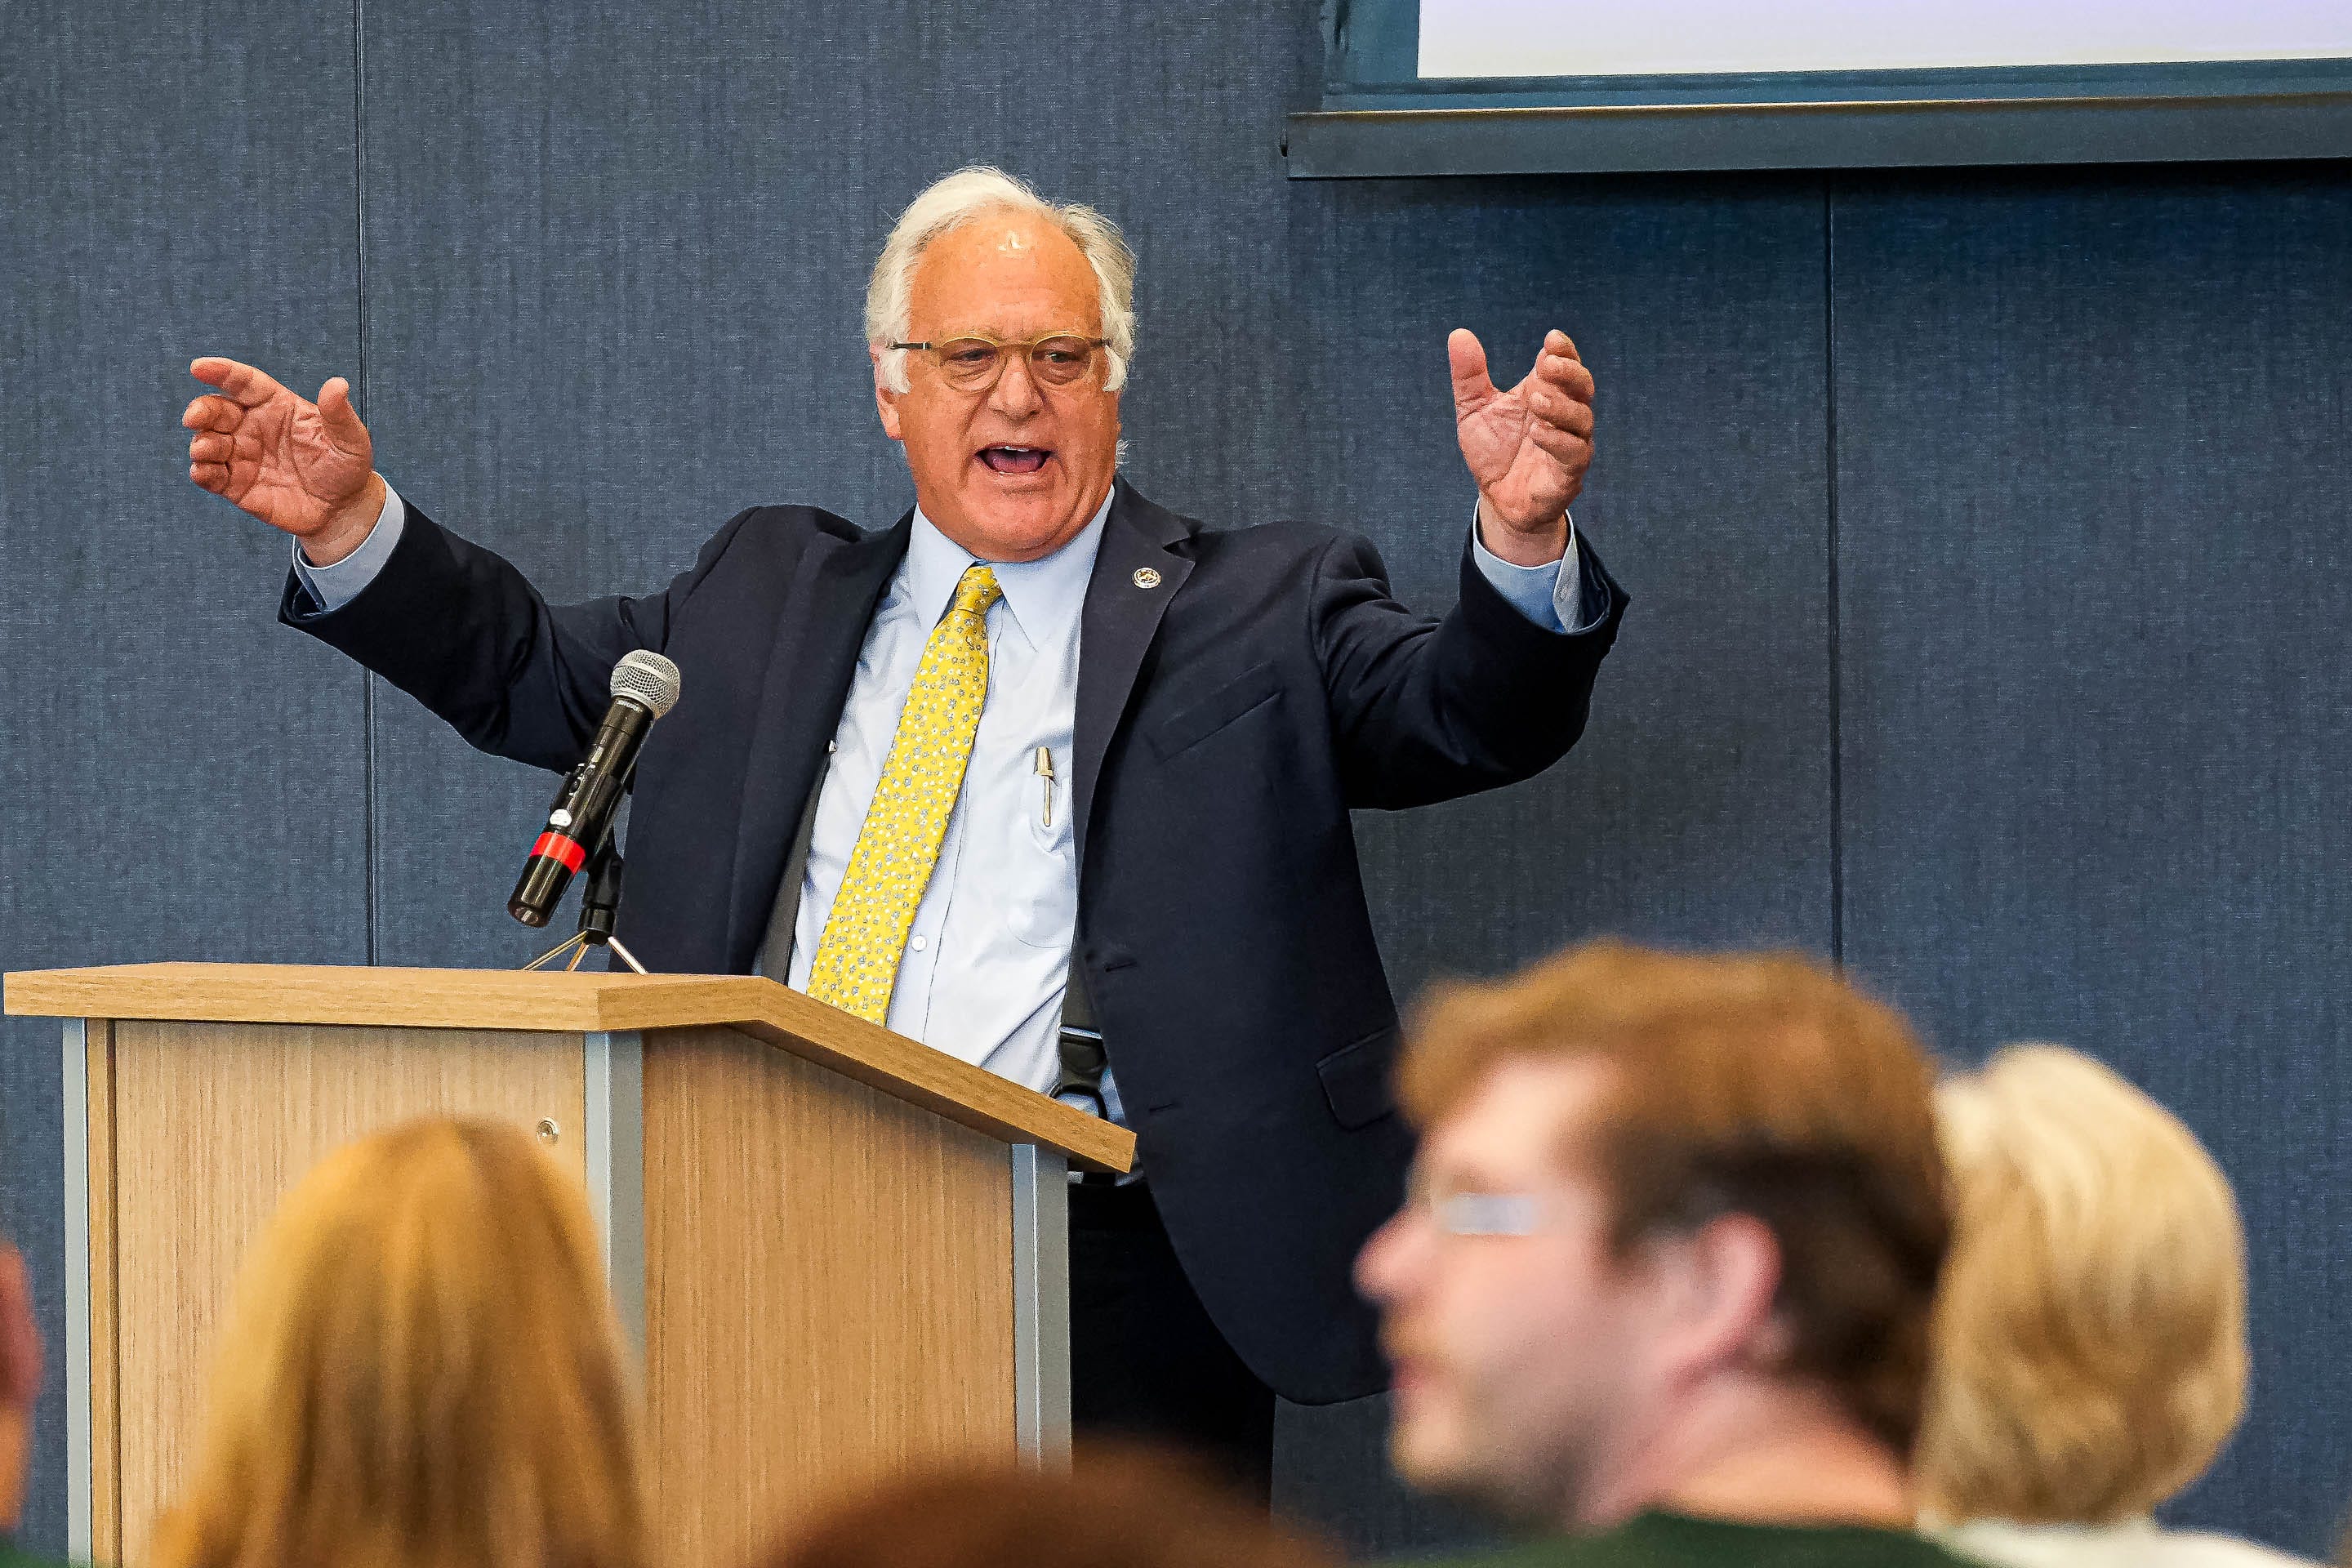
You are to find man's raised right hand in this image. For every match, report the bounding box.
[184,357,385,566]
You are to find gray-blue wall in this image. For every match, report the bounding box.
[3,2,2347,1558]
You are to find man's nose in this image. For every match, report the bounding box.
[1355,1209,1423,1304]
[987,350,1044,417]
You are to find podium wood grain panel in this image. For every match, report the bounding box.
[644,1023,1017,1563]
[105,1019,586,1563]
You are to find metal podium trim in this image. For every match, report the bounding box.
[583,1030,647,1363]
[62,1018,92,1561]
[1010,1143,1071,1467]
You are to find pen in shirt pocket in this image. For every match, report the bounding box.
[1034,745,1055,829]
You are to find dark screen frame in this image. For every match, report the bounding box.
[1286,0,2352,176]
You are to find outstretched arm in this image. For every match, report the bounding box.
[1316,529,1624,809]
[182,358,741,773]
[1318,329,1623,808]
[278,496,757,774]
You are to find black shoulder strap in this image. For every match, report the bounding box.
[1054,950,1108,1114]
[755,755,829,979]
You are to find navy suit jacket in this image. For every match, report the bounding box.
[283,478,1627,1403]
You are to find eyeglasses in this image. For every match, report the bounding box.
[1404,1175,1546,1237]
[891,333,1112,392]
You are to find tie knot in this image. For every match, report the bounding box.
[952,564,1003,619]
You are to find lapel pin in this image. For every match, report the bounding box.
[1132,567,1162,590]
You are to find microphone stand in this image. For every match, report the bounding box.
[520,827,650,974]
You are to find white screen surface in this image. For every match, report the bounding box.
[1418,2,2352,81]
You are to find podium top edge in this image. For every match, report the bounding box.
[3,963,1133,1172]
[5,962,738,1030]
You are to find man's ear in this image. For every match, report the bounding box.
[1645,1213,1783,1388]
[872,347,905,443]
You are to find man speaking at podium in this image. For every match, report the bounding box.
[180,167,1626,1496]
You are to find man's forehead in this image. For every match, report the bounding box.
[979,218,1041,255]
[1422,1054,1613,1179]
[937,209,1054,256]
[911,211,1095,315]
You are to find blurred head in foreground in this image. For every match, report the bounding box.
[150,1117,644,1568]
[0,1241,39,1536]
[1920,1045,2252,1530]
[1356,940,1949,1531]
[766,1446,1337,1568]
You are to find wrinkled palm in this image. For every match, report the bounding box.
[1458,381,1576,524]
[185,359,373,538]
[1449,330,1586,529]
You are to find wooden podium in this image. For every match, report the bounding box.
[3,964,1134,1567]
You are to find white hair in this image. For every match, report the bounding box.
[866,165,1137,394]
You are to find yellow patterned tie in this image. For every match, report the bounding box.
[806,564,1003,1023]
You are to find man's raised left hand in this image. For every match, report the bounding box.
[1450,327,1595,568]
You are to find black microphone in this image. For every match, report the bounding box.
[508,650,681,928]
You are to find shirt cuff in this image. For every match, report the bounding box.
[1469,505,1596,635]
[292,482,406,614]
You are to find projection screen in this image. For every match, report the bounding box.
[1419,2,2352,82]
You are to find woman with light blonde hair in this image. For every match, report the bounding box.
[1919,1045,2312,1568]
[150,1117,646,1568]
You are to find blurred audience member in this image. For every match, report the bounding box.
[149,1118,645,1568]
[764,1444,1337,1568]
[1358,940,1970,1566]
[2,1239,66,1567]
[1919,1045,2314,1568]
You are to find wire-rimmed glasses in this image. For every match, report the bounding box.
[890,332,1112,391]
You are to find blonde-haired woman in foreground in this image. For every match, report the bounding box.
[150,1118,645,1568]
[1919,1045,2314,1568]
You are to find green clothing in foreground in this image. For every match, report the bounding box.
[0,1544,70,1568]
[1404,1511,1987,1568]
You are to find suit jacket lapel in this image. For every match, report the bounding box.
[723,510,912,966]
[1073,480,1194,866]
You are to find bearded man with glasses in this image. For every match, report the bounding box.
[179,165,1626,1498]
[1358,942,1967,1566]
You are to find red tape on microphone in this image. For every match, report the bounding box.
[529,831,588,873]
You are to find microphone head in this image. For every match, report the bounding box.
[610,649,681,719]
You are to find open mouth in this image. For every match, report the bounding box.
[977,445,1052,475]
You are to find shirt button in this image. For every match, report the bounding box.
[911,935,929,952]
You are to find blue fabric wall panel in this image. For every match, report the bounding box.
[1269,176,1836,1546]
[0,4,368,1552]
[1833,166,2352,1557]
[1285,179,1835,990]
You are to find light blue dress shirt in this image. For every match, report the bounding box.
[777,493,1108,1097]
[295,480,1604,1106]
